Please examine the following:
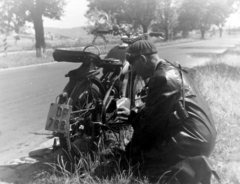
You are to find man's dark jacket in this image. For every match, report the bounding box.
[125,60,218,184]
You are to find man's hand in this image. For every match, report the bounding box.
[117,106,130,121]
[117,106,130,116]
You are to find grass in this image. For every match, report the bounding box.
[24,47,240,184]
[0,49,55,69]
[194,52,240,184]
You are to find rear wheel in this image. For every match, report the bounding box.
[58,80,104,171]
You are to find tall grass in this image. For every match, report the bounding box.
[31,151,146,184]
[194,54,240,184]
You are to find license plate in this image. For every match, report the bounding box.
[45,103,72,133]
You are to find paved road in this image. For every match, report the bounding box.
[0,36,240,165]
[156,36,240,67]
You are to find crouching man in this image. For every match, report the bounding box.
[117,40,219,184]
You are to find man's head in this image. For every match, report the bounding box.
[126,40,160,79]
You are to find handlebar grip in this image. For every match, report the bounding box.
[149,32,164,38]
[121,37,133,44]
[121,34,148,44]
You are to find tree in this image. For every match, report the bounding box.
[211,0,235,37]
[151,0,181,41]
[178,0,209,39]
[0,0,26,34]
[125,0,158,33]
[178,0,234,39]
[0,0,66,57]
[86,0,158,33]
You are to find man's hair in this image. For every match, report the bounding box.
[126,40,157,64]
[127,40,157,57]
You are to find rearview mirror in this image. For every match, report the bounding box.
[98,13,108,24]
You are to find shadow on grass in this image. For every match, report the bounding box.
[0,135,61,184]
[0,153,55,184]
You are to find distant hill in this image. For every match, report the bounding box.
[44,26,91,39]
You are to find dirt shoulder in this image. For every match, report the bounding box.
[0,138,61,184]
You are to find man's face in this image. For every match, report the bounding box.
[130,56,149,80]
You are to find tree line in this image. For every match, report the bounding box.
[85,0,238,40]
[0,0,66,57]
[0,0,239,57]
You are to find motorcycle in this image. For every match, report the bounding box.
[45,14,163,170]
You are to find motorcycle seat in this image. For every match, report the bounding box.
[53,49,101,63]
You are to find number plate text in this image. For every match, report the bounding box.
[45,103,72,133]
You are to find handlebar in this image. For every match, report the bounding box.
[96,28,164,45]
[120,32,164,44]
[121,34,148,44]
[95,30,113,34]
[149,32,164,37]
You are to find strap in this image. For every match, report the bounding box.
[178,64,186,108]
[163,60,189,120]
[163,60,186,108]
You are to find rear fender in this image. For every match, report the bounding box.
[57,77,106,104]
[90,77,106,97]
[105,45,127,63]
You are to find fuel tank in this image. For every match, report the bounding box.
[105,45,128,63]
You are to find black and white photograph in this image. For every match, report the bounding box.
[0,0,240,183]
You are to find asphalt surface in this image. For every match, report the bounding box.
[0,35,240,165]
[157,36,240,67]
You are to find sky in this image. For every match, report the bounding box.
[43,0,89,28]
[43,0,240,29]
[225,13,240,28]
